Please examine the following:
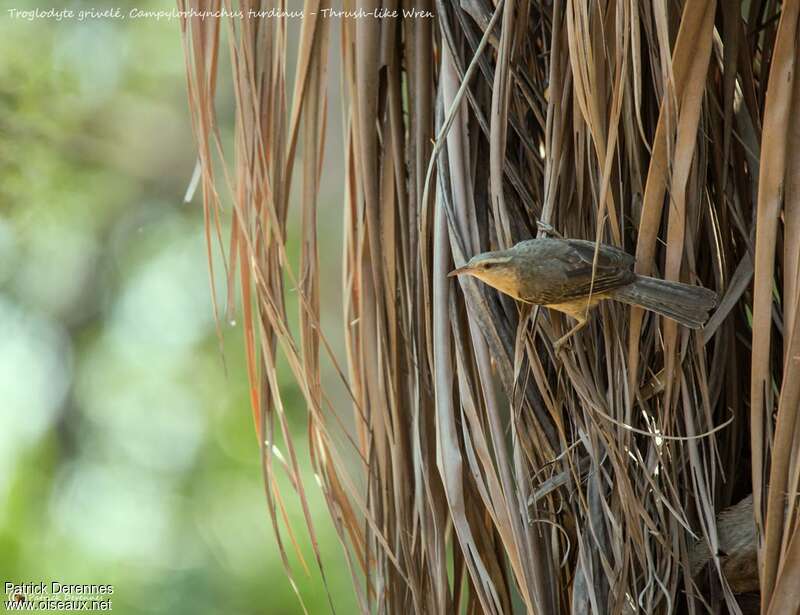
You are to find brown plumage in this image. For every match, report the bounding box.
[449,238,717,349]
[688,494,759,594]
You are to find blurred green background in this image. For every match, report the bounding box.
[0,1,355,613]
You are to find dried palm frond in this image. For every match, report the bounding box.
[180,1,800,613]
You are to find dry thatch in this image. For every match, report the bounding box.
[179,1,800,613]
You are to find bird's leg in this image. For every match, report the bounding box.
[553,317,588,351]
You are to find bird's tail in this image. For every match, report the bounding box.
[611,275,717,329]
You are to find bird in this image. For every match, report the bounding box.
[448,237,717,350]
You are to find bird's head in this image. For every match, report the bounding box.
[448,249,522,299]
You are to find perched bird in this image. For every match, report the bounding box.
[688,494,759,595]
[448,237,717,349]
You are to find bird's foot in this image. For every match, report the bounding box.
[536,221,565,239]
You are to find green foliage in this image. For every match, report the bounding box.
[0,3,353,613]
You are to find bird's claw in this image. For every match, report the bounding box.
[536,221,565,239]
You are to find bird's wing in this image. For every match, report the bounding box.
[515,238,636,304]
[564,238,636,270]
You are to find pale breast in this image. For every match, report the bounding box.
[544,293,609,321]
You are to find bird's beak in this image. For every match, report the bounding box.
[448,265,472,278]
